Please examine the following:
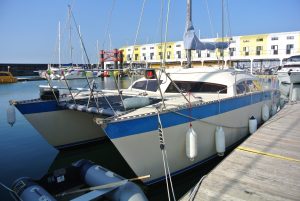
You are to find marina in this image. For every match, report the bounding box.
[180,101,300,201]
[1,0,300,201]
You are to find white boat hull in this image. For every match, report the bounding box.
[277,71,300,84]
[104,93,274,184]
[23,109,105,148]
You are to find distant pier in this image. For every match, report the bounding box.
[181,102,300,200]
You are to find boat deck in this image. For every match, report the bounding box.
[180,101,300,201]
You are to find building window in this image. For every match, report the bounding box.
[150,53,154,60]
[150,47,154,49]
[142,53,146,60]
[127,54,131,61]
[134,48,139,51]
[256,46,262,55]
[158,46,162,49]
[220,51,224,57]
[286,44,294,54]
[243,47,249,56]
[176,51,181,59]
[229,48,235,56]
[243,40,249,43]
[176,44,181,47]
[127,49,131,52]
[168,45,172,48]
[271,45,278,55]
[159,52,163,59]
[271,37,278,41]
[207,52,210,57]
[196,50,201,58]
[256,38,263,42]
[135,54,139,60]
[167,51,171,59]
[287,36,294,40]
[142,48,146,50]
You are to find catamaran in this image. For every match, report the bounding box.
[11,0,280,187]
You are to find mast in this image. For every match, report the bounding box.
[221,0,224,68]
[186,0,192,68]
[58,21,61,68]
[68,5,73,65]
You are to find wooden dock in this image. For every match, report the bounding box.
[181,102,300,201]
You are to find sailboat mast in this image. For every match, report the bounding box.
[221,0,224,68]
[186,0,192,68]
[68,6,73,65]
[58,21,61,68]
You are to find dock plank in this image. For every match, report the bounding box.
[181,102,300,201]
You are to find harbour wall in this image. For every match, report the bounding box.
[0,63,48,76]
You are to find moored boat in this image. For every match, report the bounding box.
[101,67,280,184]
[277,55,300,84]
[0,71,17,84]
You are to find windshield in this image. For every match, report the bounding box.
[165,81,227,93]
[131,80,162,92]
[287,55,300,62]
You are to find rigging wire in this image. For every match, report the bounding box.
[69,5,100,111]
[204,0,219,62]
[102,0,116,50]
[130,0,147,70]
[129,0,147,87]
[156,109,177,201]
[163,0,172,67]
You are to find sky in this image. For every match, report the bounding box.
[0,0,299,64]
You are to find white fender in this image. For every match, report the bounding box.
[186,126,197,161]
[215,126,225,156]
[249,116,257,134]
[7,105,16,127]
[262,104,270,122]
[271,104,277,117]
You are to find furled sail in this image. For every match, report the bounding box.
[184,20,229,50]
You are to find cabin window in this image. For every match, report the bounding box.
[165,81,227,93]
[0,73,9,76]
[288,55,300,62]
[236,82,246,94]
[236,80,260,94]
[132,80,162,92]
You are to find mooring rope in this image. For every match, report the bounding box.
[237,146,300,163]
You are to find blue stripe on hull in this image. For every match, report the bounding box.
[105,91,272,139]
[15,100,63,114]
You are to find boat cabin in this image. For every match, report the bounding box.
[126,67,262,101]
[0,71,17,83]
